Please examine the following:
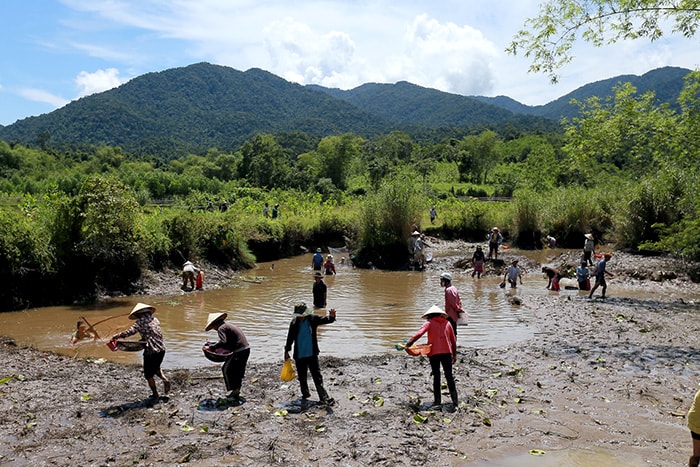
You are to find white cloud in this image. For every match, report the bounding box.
[263,17,364,88]
[17,88,70,108]
[392,14,499,95]
[75,68,125,97]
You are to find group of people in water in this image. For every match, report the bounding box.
[70,229,616,413]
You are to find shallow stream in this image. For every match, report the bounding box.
[0,248,687,369]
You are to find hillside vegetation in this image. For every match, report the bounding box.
[0,65,697,311]
[0,63,689,158]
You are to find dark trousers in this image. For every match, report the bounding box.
[447,317,458,337]
[295,355,329,401]
[222,348,250,394]
[429,353,458,406]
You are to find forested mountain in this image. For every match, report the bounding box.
[0,63,392,158]
[472,66,692,120]
[0,63,691,158]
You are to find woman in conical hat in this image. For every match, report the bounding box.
[203,312,250,402]
[404,305,458,410]
[111,302,170,401]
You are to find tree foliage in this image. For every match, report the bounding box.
[508,0,700,82]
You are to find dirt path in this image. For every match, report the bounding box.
[1,248,700,466]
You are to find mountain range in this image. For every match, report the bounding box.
[0,63,691,158]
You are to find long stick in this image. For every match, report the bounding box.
[85,313,130,328]
[79,316,101,340]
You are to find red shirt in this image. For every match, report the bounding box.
[444,285,463,323]
[409,316,456,357]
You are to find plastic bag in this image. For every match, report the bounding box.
[456,312,468,326]
[280,358,296,382]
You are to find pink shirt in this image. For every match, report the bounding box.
[409,316,456,357]
[444,285,463,322]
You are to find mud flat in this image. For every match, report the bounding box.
[1,249,699,466]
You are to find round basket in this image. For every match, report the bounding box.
[202,345,233,362]
[115,340,146,352]
[405,343,431,356]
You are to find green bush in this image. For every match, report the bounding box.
[510,189,543,248]
[356,171,424,268]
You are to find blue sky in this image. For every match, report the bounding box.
[1,0,698,126]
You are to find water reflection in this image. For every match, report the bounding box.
[2,249,678,369]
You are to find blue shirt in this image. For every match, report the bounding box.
[312,253,323,270]
[595,259,607,279]
[296,319,313,359]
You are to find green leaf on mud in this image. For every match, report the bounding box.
[513,397,522,404]
[374,378,382,385]
[602,396,611,403]
[482,418,491,426]
[500,400,508,407]
[273,409,288,417]
[506,366,524,377]
[353,410,369,417]
[615,314,625,322]
[529,449,546,456]
[17,374,25,381]
[442,417,452,424]
[491,372,502,378]
[413,413,428,424]
[80,393,91,401]
[180,425,194,432]
[200,426,209,433]
[531,408,545,415]
[0,375,13,385]
[485,388,498,398]
[315,425,326,432]
[373,396,384,407]
[346,393,357,400]
[639,328,649,333]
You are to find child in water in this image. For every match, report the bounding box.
[70,319,97,345]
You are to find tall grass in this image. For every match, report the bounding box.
[356,172,424,268]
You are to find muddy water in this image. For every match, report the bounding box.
[0,249,682,369]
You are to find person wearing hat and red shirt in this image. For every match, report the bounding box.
[284,303,336,405]
[110,303,170,401]
[203,312,250,402]
[405,305,458,410]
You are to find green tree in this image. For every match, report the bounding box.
[456,131,500,184]
[562,82,677,178]
[238,134,290,188]
[76,176,143,292]
[508,0,700,82]
[316,134,362,191]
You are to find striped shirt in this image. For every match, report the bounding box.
[113,314,166,354]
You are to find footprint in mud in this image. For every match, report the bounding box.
[279,398,331,414]
[197,396,246,411]
[99,395,169,417]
